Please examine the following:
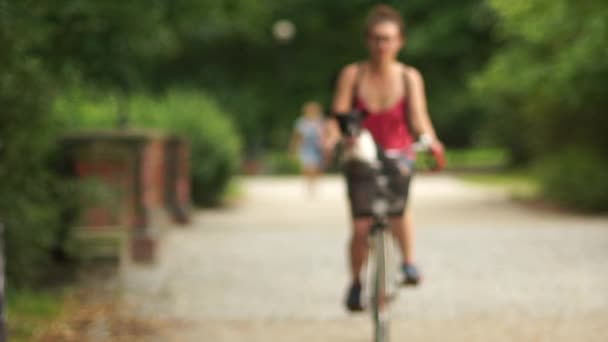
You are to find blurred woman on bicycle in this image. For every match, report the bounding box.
[327,4,444,311]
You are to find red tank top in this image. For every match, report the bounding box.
[354,95,414,153]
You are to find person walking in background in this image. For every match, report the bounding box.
[290,101,326,196]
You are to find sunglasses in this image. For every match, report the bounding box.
[367,33,399,43]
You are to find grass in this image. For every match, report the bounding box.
[457,169,540,200]
[263,151,301,175]
[6,287,71,341]
[6,284,167,341]
[221,178,244,205]
[259,147,509,176]
[443,147,508,170]
[420,147,541,199]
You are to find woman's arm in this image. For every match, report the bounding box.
[331,64,359,114]
[405,66,439,142]
[323,118,340,147]
[321,117,340,163]
[327,64,360,147]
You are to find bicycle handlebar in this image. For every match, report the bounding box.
[334,111,445,172]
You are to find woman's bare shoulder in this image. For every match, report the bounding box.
[337,62,362,84]
[400,63,423,83]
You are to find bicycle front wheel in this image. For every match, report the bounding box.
[371,229,390,342]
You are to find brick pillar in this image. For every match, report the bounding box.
[165,137,191,224]
[131,137,170,262]
[61,131,174,264]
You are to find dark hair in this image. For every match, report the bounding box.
[365,4,405,36]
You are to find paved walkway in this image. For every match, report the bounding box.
[125,175,608,341]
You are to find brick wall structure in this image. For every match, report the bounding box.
[60,131,191,263]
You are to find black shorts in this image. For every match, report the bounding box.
[343,155,414,218]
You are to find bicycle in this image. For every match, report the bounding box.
[336,112,444,342]
[365,167,398,342]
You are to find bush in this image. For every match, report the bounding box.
[264,152,301,175]
[55,89,241,206]
[536,147,608,212]
[131,91,241,206]
[0,41,79,287]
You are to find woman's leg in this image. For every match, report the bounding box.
[390,208,421,284]
[390,208,414,264]
[389,156,415,265]
[350,217,373,283]
[302,166,319,196]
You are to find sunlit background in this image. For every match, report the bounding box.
[1,1,607,341]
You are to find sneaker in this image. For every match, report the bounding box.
[402,263,422,286]
[345,282,364,312]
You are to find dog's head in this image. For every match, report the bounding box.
[334,110,364,138]
[334,111,382,166]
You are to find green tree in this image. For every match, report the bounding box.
[154,0,497,149]
[473,0,608,160]
[0,1,65,285]
[473,0,608,211]
[0,0,181,285]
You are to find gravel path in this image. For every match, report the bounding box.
[124,175,608,341]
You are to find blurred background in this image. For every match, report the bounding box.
[1,0,607,341]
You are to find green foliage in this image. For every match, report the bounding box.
[458,169,539,200]
[55,90,241,206]
[264,152,301,175]
[2,0,253,285]
[0,25,69,286]
[412,147,506,171]
[396,1,497,146]
[473,0,608,160]
[472,0,608,210]
[53,87,119,129]
[7,0,500,151]
[536,147,608,212]
[31,1,175,90]
[129,91,242,206]
[443,147,508,169]
[165,0,278,41]
[156,0,498,149]
[6,287,69,341]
